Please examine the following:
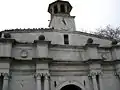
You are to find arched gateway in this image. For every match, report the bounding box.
[61,84,81,90]
[56,81,86,90]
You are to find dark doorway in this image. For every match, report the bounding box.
[61,84,82,90]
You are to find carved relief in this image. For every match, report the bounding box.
[12,46,33,60]
[16,80,24,88]
[98,51,111,61]
[20,49,28,58]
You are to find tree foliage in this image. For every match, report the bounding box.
[94,25,120,41]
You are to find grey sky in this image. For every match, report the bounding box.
[0,0,120,32]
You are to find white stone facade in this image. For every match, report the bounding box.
[0,0,120,90]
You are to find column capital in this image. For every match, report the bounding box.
[43,73,50,80]
[0,73,9,80]
[88,71,103,77]
[4,73,9,80]
[34,73,42,79]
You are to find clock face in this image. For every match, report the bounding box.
[60,18,74,30]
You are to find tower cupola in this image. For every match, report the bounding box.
[48,0,76,31]
[48,0,72,16]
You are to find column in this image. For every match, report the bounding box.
[36,74,42,90]
[65,5,68,13]
[99,74,104,90]
[2,73,9,90]
[57,4,60,13]
[44,74,49,90]
[92,75,98,90]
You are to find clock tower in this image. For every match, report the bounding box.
[48,0,76,31]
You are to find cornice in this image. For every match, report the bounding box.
[51,60,120,65]
[34,40,51,44]
[33,57,53,63]
[111,45,120,48]
[49,44,84,49]
[84,59,104,64]
[0,38,16,43]
[112,60,120,64]
[98,46,112,50]
[101,60,120,65]
[0,57,13,62]
[51,60,87,65]
[85,44,99,48]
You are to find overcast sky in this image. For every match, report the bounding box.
[0,0,120,32]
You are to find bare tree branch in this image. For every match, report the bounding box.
[93,25,120,41]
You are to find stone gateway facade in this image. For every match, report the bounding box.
[0,0,120,90]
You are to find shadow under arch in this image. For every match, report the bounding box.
[61,84,81,90]
[56,80,86,90]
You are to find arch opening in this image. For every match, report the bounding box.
[54,5,58,14]
[60,84,82,90]
[60,4,65,13]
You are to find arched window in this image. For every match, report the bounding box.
[54,5,58,14]
[60,4,65,13]
[67,6,69,12]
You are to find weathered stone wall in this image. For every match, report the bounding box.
[3,30,111,46]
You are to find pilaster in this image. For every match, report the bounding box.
[34,40,51,58]
[84,44,100,61]
[91,75,98,90]
[44,74,50,90]
[99,74,104,90]
[35,73,42,90]
[111,45,120,60]
[2,73,9,90]
[112,45,120,81]
[88,61,103,90]
[88,71,103,90]
[0,39,15,57]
